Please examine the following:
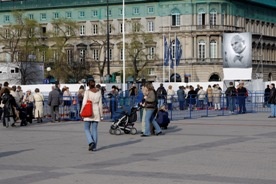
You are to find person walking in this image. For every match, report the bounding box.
[141,82,162,137]
[33,88,44,123]
[48,86,62,123]
[80,79,103,151]
[268,83,276,118]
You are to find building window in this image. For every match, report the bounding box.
[79,11,85,18]
[210,9,217,26]
[92,10,98,17]
[40,13,47,21]
[198,9,205,25]
[29,14,34,20]
[172,14,180,26]
[106,49,112,61]
[54,12,59,19]
[147,21,154,32]
[106,9,112,17]
[79,49,86,63]
[66,26,71,36]
[221,10,226,25]
[148,6,154,14]
[210,40,217,58]
[120,49,123,60]
[54,26,59,36]
[92,24,98,35]
[4,15,10,22]
[148,47,155,60]
[66,50,73,64]
[120,23,125,33]
[79,25,85,36]
[148,68,154,75]
[93,49,99,61]
[119,8,123,15]
[66,12,72,19]
[133,7,139,15]
[132,22,140,32]
[4,29,10,38]
[198,40,206,59]
[109,24,112,34]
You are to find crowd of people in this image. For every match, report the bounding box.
[1,80,276,153]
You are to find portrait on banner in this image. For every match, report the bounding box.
[223,33,252,68]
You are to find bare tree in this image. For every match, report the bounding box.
[125,22,158,82]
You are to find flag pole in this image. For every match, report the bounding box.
[168,32,171,82]
[122,0,126,93]
[163,34,165,83]
[174,33,177,82]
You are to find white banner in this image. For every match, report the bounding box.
[223,68,252,80]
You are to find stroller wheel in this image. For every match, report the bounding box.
[115,129,121,135]
[130,127,137,135]
[109,128,115,135]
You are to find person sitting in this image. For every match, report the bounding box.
[155,105,170,129]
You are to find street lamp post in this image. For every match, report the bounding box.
[106,0,110,82]
[46,67,51,84]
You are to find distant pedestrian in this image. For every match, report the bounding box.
[264,85,271,108]
[33,88,44,123]
[268,83,276,118]
[48,86,62,123]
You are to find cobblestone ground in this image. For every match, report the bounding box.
[0,112,276,184]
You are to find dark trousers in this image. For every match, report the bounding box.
[238,97,246,113]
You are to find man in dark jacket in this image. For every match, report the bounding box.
[268,83,276,118]
[48,86,62,122]
[225,82,237,113]
[237,82,248,114]
[156,83,167,107]
[264,85,271,108]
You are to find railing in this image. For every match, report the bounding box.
[39,91,270,122]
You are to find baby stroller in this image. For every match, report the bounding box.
[109,106,139,135]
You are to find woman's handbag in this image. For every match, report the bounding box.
[80,100,93,117]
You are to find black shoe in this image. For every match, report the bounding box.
[140,132,144,135]
[268,116,275,118]
[88,142,95,151]
[156,131,163,136]
[140,134,150,137]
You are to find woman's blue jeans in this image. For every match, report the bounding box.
[144,108,161,136]
[84,121,98,148]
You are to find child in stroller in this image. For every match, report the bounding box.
[109,105,140,135]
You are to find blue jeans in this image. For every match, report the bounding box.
[238,96,246,113]
[158,99,165,108]
[228,96,236,112]
[270,104,276,117]
[144,109,162,136]
[84,121,98,148]
[179,100,184,110]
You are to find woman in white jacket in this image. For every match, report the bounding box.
[166,85,175,111]
[197,86,206,109]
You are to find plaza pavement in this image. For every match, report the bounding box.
[0,112,276,184]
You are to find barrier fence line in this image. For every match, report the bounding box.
[39,92,270,122]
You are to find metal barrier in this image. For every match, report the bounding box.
[39,92,270,122]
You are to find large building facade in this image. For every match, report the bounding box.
[0,0,275,83]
